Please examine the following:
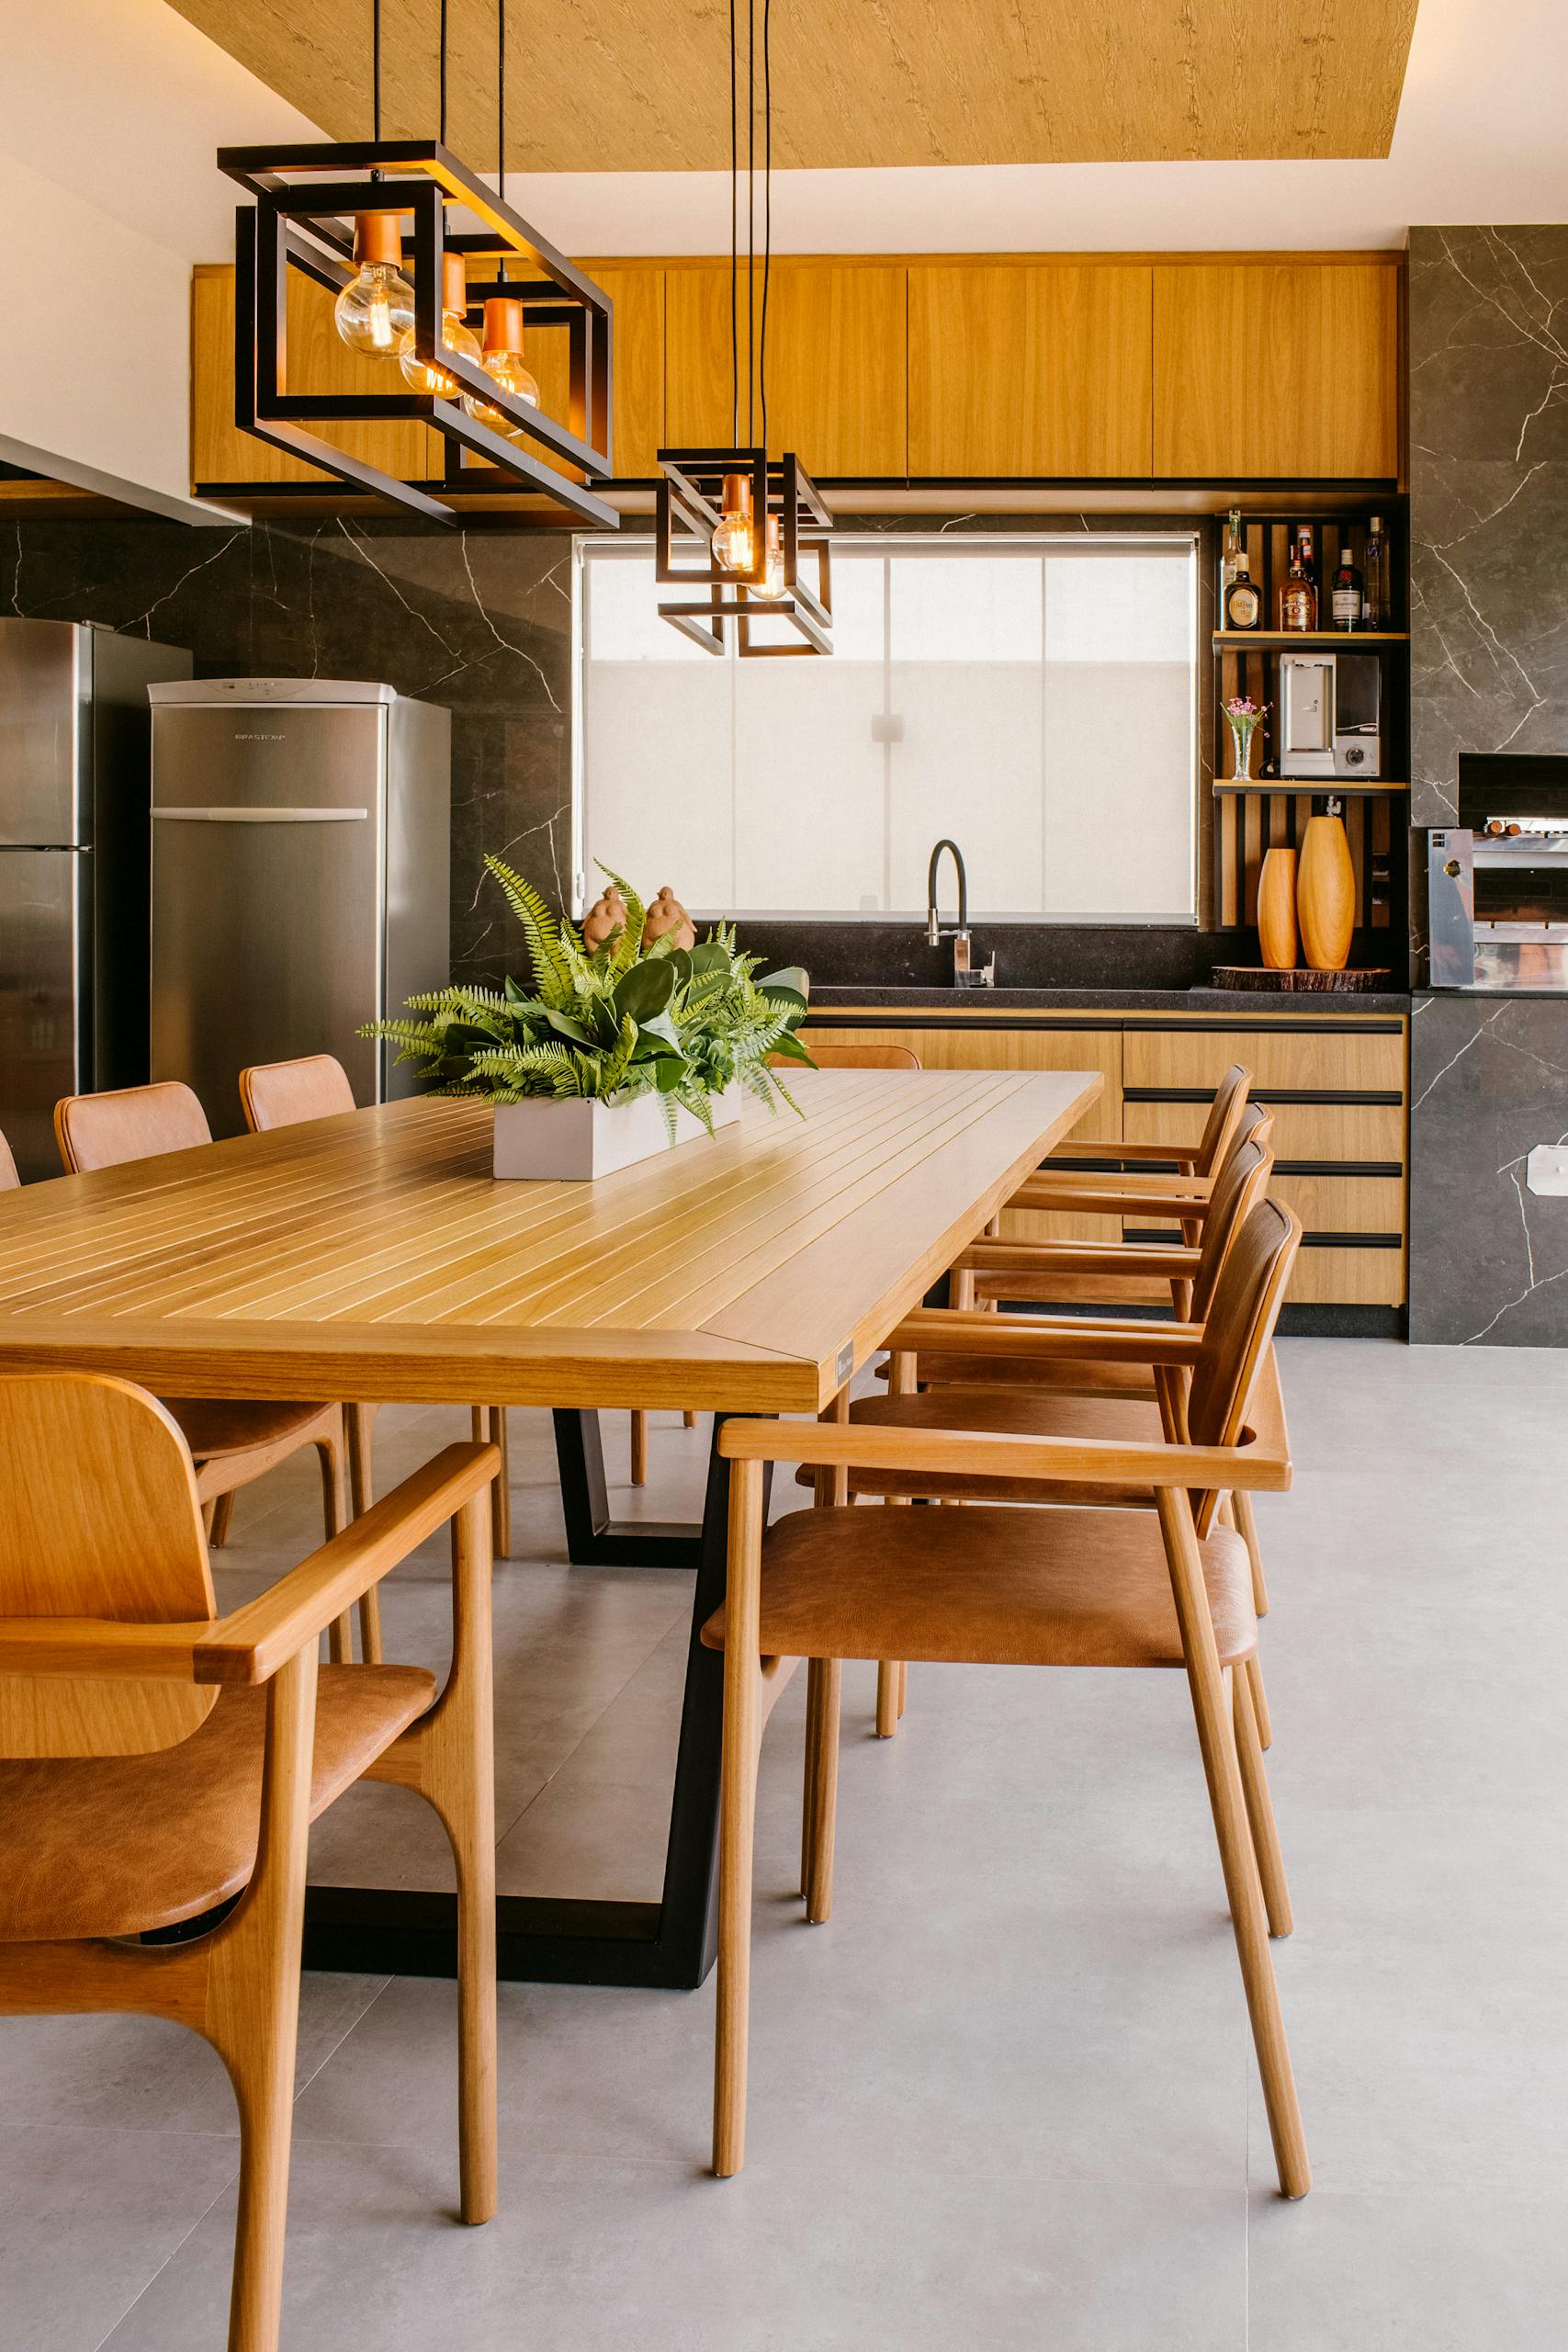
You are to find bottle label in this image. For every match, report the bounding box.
[1332,587,1359,625]
[1228,584,1259,628]
[1282,588,1314,631]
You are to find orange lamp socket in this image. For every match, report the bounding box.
[482,297,525,355]
[353,212,405,268]
[721,471,753,521]
[441,251,469,316]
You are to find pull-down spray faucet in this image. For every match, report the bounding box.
[925,839,995,988]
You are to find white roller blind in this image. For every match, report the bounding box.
[577,534,1196,922]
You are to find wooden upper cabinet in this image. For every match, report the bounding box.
[190,266,438,492]
[523,264,665,478]
[1152,263,1400,478]
[907,265,1154,477]
[663,263,908,474]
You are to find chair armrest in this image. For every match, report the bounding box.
[956,1242,1203,1278]
[0,1443,499,1687]
[887,1308,1203,1364]
[1009,1183,1216,1223]
[1044,1141,1201,1171]
[720,1415,1291,1492]
[197,1442,498,1685]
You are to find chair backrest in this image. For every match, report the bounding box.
[0,1373,215,1758]
[1194,1064,1251,1176]
[54,1081,211,1174]
[803,1041,921,1071]
[1185,1198,1301,1532]
[1190,1121,1275,1323]
[240,1053,357,1132]
[0,1125,18,1192]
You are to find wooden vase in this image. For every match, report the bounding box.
[1296,816,1355,971]
[1257,847,1298,971]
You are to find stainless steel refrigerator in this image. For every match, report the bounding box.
[0,619,192,1180]
[147,678,450,1137]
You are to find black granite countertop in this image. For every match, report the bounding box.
[807,985,1413,1015]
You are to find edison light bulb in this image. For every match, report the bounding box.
[713,472,756,572]
[400,252,482,396]
[759,514,785,599]
[460,297,540,435]
[334,215,414,358]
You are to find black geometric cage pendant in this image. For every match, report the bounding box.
[655,450,832,657]
[219,140,619,529]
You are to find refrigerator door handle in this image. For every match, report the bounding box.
[152,807,369,823]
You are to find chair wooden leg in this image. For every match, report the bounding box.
[1233,1664,1293,1938]
[344,1405,383,1663]
[714,1458,766,2179]
[875,1658,901,1738]
[469,1408,512,1561]
[209,1489,237,1549]
[1235,1487,1270,1616]
[205,1642,320,2352]
[202,1498,218,1539]
[1156,1487,1310,2199]
[804,1658,840,1925]
[629,1409,649,1485]
[1247,1651,1274,1751]
[315,1419,354,1664]
[896,1659,908,1720]
[683,1409,698,1429]
[801,1657,823,1898]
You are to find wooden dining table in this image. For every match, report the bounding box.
[0,1064,1099,1988]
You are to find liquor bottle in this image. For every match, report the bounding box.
[1278,528,1318,632]
[1362,515,1387,628]
[1221,508,1244,597]
[1224,553,1262,630]
[1330,541,1364,630]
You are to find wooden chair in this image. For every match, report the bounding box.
[51,1085,367,1664]
[704,1199,1310,2198]
[0,1371,500,2350]
[789,1040,921,1070]
[1011,1062,1251,1233]
[239,1056,514,1570]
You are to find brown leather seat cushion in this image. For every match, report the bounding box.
[795,1389,1166,1504]
[166,1397,333,1462]
[0,1664,435,1941]
[703,1503,1255,1672]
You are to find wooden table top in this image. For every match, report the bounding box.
[0,1069,1099,1413]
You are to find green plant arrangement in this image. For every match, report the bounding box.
[365,857,815,1136]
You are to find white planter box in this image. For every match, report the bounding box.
[491,1087,741,1181]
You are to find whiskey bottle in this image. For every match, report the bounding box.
[1224,553,1262,630]
[1221,508,1244,597]
[1278,529,1318,632]
[1362,515,1387,628]
[1330,541,1364,630]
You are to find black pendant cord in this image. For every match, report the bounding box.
[760,0,771,452]
[439,0,448,143]
[497,0,507,280]
[746,0,755,447]
[728,0,739,446]
[373,0,382,137]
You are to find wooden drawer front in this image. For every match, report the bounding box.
[1122,1095,1405,1170]
[799,1023,1122,1139]
[1122,1024,1405,1099]
[1287,1244,1405,1306]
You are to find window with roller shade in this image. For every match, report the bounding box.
[573,533,1198,922]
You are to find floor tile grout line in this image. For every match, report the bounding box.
[491,1612,695,1848]
[92,2154,243,2352]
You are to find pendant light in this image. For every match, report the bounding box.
[219,0,620,526]
[654,0,833,654]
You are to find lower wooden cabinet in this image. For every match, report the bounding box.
[799,1005,1409,1314]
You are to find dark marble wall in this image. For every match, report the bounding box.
[1407,227,1568,1344]
[6,504,1215,994]
[6,514,575,990]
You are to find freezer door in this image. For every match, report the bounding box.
[150,706,386,1137]
[0,620,85,846]
[0,848,85,1181]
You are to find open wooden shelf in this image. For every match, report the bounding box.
[1213,778,1409,797]
[1212,629,1408,648]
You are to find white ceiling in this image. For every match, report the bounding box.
[500,0,1568,254]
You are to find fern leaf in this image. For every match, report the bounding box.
[485,856,573,1000]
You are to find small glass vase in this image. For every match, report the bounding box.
[1227,720,1259,782]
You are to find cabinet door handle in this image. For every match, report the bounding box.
[152,807,368,823]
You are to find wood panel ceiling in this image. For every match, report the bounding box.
[171,0,1421,172]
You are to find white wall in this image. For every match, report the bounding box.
[0,0,317,521]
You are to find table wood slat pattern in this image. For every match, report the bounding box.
[0,1071,1099,1413]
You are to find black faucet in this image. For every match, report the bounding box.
[925,839,994,987]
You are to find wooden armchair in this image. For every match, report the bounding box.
[239,1055,515,1568]
[0,1371,500,2351]
[703,1200,1309,2198]
[51,1083,368,1660]
[1010,1061,1252,1227]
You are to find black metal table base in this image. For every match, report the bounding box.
[550,1406,704,1568]
[302,1412,770,1991]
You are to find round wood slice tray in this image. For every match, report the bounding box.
[1210,966,1393,994]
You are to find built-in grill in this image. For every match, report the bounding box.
[1428,753,1568,989]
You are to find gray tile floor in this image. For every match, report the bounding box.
[5,1340,1566,2349]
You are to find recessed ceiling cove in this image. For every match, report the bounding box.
[169,0,1422,173]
